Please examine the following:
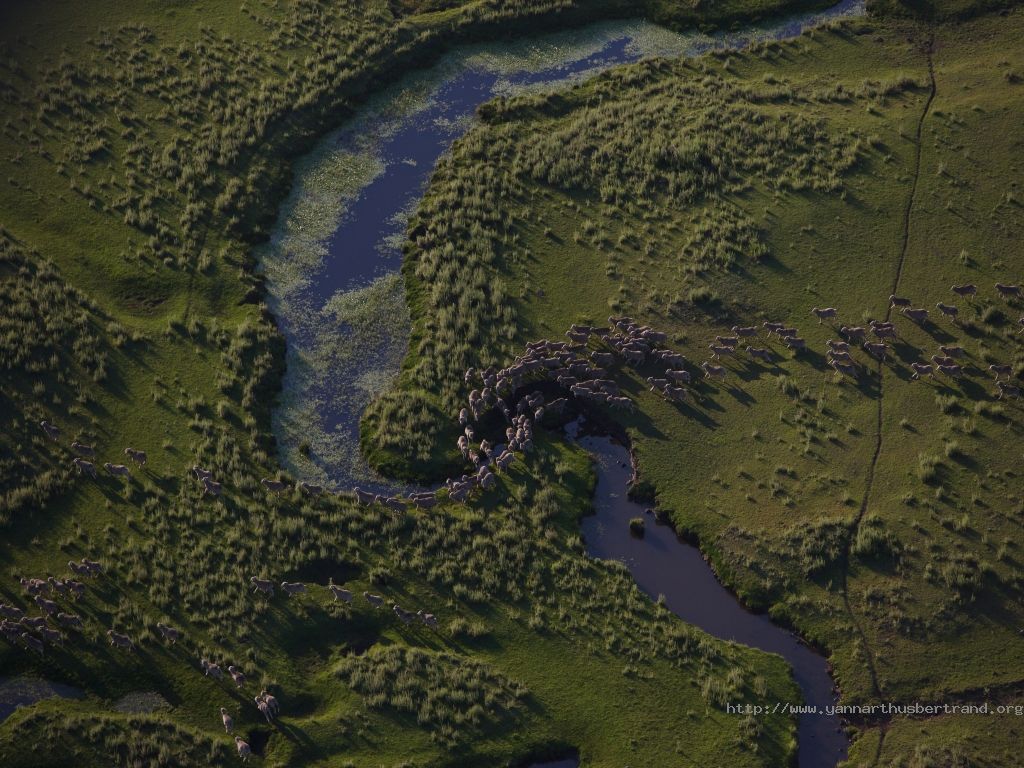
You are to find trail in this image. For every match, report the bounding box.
[839,26,936,715]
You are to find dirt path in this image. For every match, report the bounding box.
[839,26,937,715]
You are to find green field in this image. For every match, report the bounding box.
[1,0,1023,765]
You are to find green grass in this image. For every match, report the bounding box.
[1,0,1022,764]
[372,8,1024,765]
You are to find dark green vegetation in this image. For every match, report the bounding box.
[0,2,837,765]
[371,6,1024,766]
[2,0,1022,766]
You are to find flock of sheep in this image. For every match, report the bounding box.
[4,553,441,762]
[9,277,1021,760]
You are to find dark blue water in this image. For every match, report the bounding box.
[312,37,637,306]
[264,4,864,763]
[577,431,848,767]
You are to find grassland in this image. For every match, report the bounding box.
[0,0,858,765]
[2,0,1022,764]
[370,5,1024,765]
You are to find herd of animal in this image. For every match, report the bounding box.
[10,279,1021,759]
[3,554,439,762]
[44,280,1021,515]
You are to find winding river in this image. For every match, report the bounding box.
[259,0,864,494]
[574,425,847,767]
[259,3,864,765]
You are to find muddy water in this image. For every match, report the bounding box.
[576,430,848,767]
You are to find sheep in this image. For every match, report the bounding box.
[840,325,866,342]
[783,336,806,351]
[996,381,1021,399]
[715,335,739,348]
[156,622,182,644]
[34,595,59,615]
[364,592,384,609]
[776,327,799,339]
[458,408,470,426]
[951,284,977,298]
[82,558,103,576]
[71,458,97,478]
[811,307,838,323]
[228,665,246,688]
[911,363,934,379]
[66,581,85,600]
[664,387,688,403]
[939,345,966,359]
[220,708,234,734]
[889,295,912,308]
[863,342,889,361]
[826,339,850,353]
[762,321,785,335]
[39,420,60,441]
[666,368,692,383]
[259,690,280,717]
[249,577,275,597]
[935,302,959,320]
[107,630,133,651]
[988,364,1013,380]
[0,603,24,620]
[417,610,438,629]
[937,364,964,379]
[870,324,897,340]
[701,362,727,380]
[56,612,83,629]
[70,441,96,458]
[708,344,735,360]
[902,307,929,323]
[353,487,375,506]
[38,627,63,646]
[931,355,957,367]
[298,481,323,496]
[261,477,287,493]
[480,472,497,490]
[746,346,773,363]
[995,282,1022,299]
[392,604,415,624]
[828,350,856,366]
[281,582,306,598]
[21,616,47,631]
[191,465,213,481]
[201,659,224,679]
[20,577,48,595]
[256,697,273,723]
[103,463,131,478]
[235,736,251,762]
[21,633,44,655]
[327,580,353,603]
[495,451,516,472]
[591,351,616,367]
[732,325,758,338]
[202,477,222,497]
[123,447,147,467]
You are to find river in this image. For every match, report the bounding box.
[258,0,865,494]
[575,426,847,767]
[258,3,865,765]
